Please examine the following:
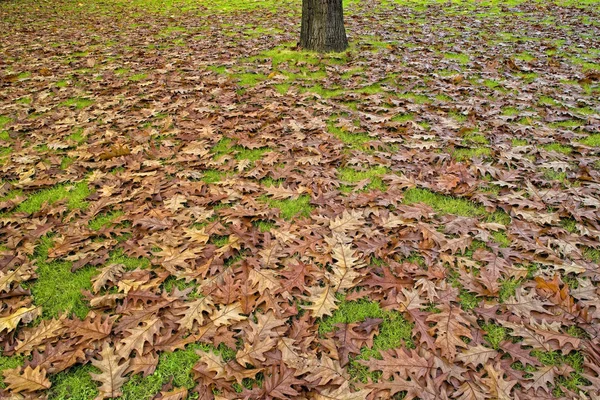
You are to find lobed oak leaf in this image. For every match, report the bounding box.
[455,344,498,367]
[3,366,51,394]
[125,352,159,377]
[209,302,246,327]
[426,304,473,361]
[524,365,556,394]
[0,306,41,334]
[303,354,348,386]
[92,264,125,293]
[236,336,278,366]
[156,387,188,400]
[0,261,37,293]
[303,284,338,319]
[11,317,65,356]
[177,295,215,331]
[262,364,303,400]
[482,363,517,400]
[117,318,163,358]
[330,243,364,292]
[314,381,372,400]
[328,210,365,234]
[454,380,488,400]
[194,350,257,384]
[360,347,430,380]
[90,343,130,399]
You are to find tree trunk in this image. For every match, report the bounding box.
[300,0,348,53]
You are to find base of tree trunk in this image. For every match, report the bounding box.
[300,0,348,53]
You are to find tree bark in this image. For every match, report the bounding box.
[300,0,348,53]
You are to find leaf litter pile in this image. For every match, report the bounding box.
[1,0,600,399]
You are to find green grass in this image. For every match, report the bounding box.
[262,194,313,220]
[542,143,573,154]
[211,138,234,157]
[512,138,528,146]
[89,211,124,230]
[49,364,99,400]
[319,298,414,383]
[550,120,582,129]
[579,134,600,147]
[235,146,270,161]
[482,323,507,349]
[453,147,491,161]
[68,128,86,144]
[0,116,12,128]
[120,344,207,399]
[129,72,148,81]
[444,52,470,64]
[108,249,151,270]
[539,96,559,106]
[327,122,372,148]
[202,169,227,183]
[61,98,94,109]
[337,166,389,191]
[32,259,97,319]
[403,188,511,224]
[14,182,91,214]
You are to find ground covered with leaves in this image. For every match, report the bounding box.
[0,0,599,398]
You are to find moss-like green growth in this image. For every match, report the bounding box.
[538,96,559,106]
[254,220,276,232]
[49,364,99,400]
[491,231,510,247]
[403,188,510,224]
[89,211,125,231]
[120,343,233,399]
[15,182,91,214]
[482,323,507,349]
[108,249,151,270]
[128,72,148,81]
[550,120,581,130]
[542,143,573,154]
[234,146,270,161]
[32,260,97,319]
[327,122,372,148]
[444,52,470,64]
[61,98,94,109]
[262,195,313,220]
[319,299,384,334]
[453,147,492,161]
[579,134,600,147]
[0,116,12,128]
[337,166,389,191]
[202,169,227,183]
[463,133,489,145]
[511,138,528,146]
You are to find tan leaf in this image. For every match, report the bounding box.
[90,343,129,399]
[117,318,163,357]
[177,296,215,331]
[482,363,517,400]
[0,307,42,334]
[0,262,37,293]
[455,344,498,367]
[330,243,364,292]
[13,317,65,356]
[303,284,338,319]
[426,304,473,361]
[209,302,246,327]
[2,366,51,393]
[315,381,371,400]
[92,264,125,293]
